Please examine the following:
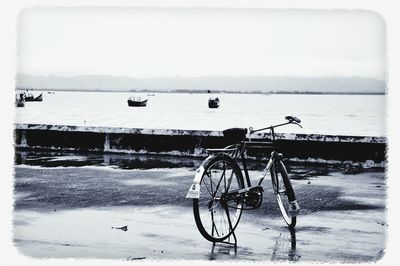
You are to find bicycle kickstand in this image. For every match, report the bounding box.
[212,206,237,253]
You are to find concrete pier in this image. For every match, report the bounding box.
[14,123,386,163]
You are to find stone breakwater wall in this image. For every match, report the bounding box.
[14,124,386,163]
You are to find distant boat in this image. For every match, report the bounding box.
[24,91,43,102]
[208,97,220,108]
[147,93,155,96]
[128,96,148,107]
[15,92,25,107]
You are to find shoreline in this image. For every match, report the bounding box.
[16,88,386,95]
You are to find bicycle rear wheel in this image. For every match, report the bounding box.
[193,154,244,242]
[270,160,297,227]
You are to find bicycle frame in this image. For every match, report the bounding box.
[220,146,278,200]
[224,120,298,191]
[186,117,301,200]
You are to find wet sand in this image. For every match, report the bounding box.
[13,152,386,262]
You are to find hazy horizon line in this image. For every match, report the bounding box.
[17,73,386,81]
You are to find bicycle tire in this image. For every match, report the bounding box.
[270,160,297,227]
[193,154,245,242]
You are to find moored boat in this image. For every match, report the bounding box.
[208,97,220,108]
[24,91,43,102]
[127,97,148,107]
[15,92,25,107]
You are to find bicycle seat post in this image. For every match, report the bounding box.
[271,126,276,141]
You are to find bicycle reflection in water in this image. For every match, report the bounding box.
[208,227,300,261]
[270,227,300,261]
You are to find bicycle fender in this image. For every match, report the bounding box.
[185,165,205,199]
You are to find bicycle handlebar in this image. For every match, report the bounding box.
[285,115,301,124]
[249,115,302,135]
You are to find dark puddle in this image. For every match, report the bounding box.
[15,151,202,170]
[296,226,330,233]
[289,168,332,180]
[15,151,383,177]
[339,163,385,175]
[14,238,83,248]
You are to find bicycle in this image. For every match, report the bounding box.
[186,116,302,243]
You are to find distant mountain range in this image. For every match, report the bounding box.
[16,74,386,94]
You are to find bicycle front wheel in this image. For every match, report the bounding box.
[193,154,244,242]
[271,160,297,227]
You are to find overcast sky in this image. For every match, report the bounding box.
[17,8,386,80]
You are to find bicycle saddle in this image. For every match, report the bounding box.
[222,128,248,143]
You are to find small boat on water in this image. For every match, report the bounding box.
[128,96,148,107]
[208,97,220,108]
[15,92,25,107]
[24,91,43,102]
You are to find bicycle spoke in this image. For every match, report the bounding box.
[207,171,224,196]
[217,207,225,236]
[198,199,212,208]
[208,170,214,195]
[223,162,227,192]
[202,175,213,197]
[205,171,224,197]
[210,209,215,236]
[222,207,230,235]
[209,200,220,211]
[226,169,235,192]
[212,165,227,197]
[211,210,220,237]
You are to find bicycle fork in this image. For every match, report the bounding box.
[261,152,300,217]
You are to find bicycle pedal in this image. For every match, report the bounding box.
[288,200,300,217]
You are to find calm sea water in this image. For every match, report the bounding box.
[15,91,386,137]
